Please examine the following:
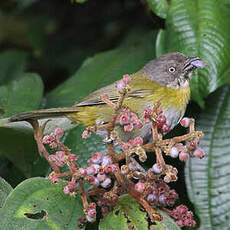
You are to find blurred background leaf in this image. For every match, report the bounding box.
[46,30,156,107]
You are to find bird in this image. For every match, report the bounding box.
[0,52,205,142]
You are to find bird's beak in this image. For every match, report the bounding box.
[183,56,206,71]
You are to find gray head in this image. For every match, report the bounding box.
[144,52,205,89]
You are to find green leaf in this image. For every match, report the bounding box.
[15,0,38,10]
[157,0,230,107]
[0,177,83,230]
[147,0,169,19]
[46,30,156,107]
[185,85,230,230]
[64,125,107,167]
[155,29,165,57]
[0,73,44,176]
[0,177,12,208]
[0,50,27,84]
[0,73,44,117]
[99,194,180,230]
[0,126,39,178]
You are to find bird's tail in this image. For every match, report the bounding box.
[0,107,80,126]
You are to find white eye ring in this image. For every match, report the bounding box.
[168,66,176,73]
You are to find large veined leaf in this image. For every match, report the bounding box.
[0,177,83,230]
[155,0,230,107]
[147,0,169,19]
[99,194,180,230]
[185,85,230,230]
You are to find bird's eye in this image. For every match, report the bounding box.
[168,66,176,73]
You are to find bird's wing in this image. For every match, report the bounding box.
[76,88,154,107]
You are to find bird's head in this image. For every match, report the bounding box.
[144,52,206,89]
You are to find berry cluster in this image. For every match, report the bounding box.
[170,205,196,227]
[115,107,143,132]
[32,74,204,229]
[80,153,118,188]
[144,109,170,134]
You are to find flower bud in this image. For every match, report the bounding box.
[193,148,204,159]
[179,152,189,161]
[101,178,111,188]
[180,117,190,127]
[135,182,145,193]
[123,74,131,84]
[117,80,125,90]
[55,128,64,136]
[170,147,179,158]
[151,163,162,174]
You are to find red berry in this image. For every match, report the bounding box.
[135,182,145,193]
[123,74,131,84]
[193,148,204,159]
[180,117,190,127]
[134,137,143,146]
[179,152,189,161]
[161,124,170,133]
[157,115,166,124]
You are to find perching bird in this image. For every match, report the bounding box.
[0,52,205,142]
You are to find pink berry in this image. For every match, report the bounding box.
[119,114,130,125]
[97,174,106,182]
[69,154,77,161]
[179,152,189,161]
[122,143,131,151]
[180,117,190,127]
[170,147,179,158]
[134,120,143,128]
[135,182,145,193]
[86,214,96,222]
[144,109,152,117]
[56,151,65,160]
[187,141,197,150]
[176,205,188,214]
[158,194,166,204]
[147,193,157,203]
[124,123,133,132]
[82,130,91,139]
[78,168,86,177]
[101,178,111,188]
[87,208,96,218]
[91,152,103,164]
[101,156,112,167]
[161,123,170,133]
[123,74,131,84]
[116,80,125,90]
[134,137,143,146]
[151,163,162,174]
[55,128,64,136]
[157,115,166,125]
[193,148,204,159]
[86,166,96,175]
